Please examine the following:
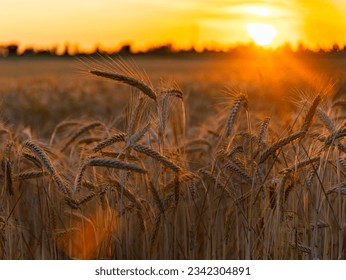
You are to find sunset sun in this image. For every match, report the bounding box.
[246,23,277,46]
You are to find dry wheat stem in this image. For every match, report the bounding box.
[173,174,180,206]
[4,160,13,196]
[268,184,277,209]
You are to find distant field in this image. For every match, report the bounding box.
[0,55,345,259]
[0,55,345,132]
[1,55,346,86]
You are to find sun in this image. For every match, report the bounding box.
[246,23,277,46]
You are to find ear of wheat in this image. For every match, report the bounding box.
[225,93,248,137]
[74,157,146,192]
[89,70,157,101]
[258,131,305,164]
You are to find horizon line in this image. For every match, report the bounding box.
[1,40,346,56]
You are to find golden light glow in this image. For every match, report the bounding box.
[0,0,345,51]
[246,23,277,46]
[245,6,270,16]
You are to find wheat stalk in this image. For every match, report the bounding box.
[224,162,252,184]
[22,152,42,169]
[325,128,346,146]
[165,171,197,192]
[268,183,277,209]
[280,156,320,174]
[338,143,346,153]
[161,88,183,100]
[225,93,247,137]
[92,132,126,152]
[158,95,169,140]
[125,123,150,149]
[258,117,270,147]
[316,108,336,133]
[17,170,48,180]
[74,157,146,192]
[326,182,346,195]
[110,180,142,210]
[24,140,54,174]
[258,131,305,164]
[198,169,232,197]
[128,96,146,137]
[340,157,346,169]
[133,144,181,172]
[65,191,97,209]
[307,162,320,188]
[301,94,322,132]
[332,100,346,107]
[24,140,70,195]
[89,70,157,101]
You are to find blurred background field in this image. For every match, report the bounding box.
[0,55,345,137]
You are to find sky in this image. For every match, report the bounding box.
[1,0,346,52]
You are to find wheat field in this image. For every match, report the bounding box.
[0,56,345,260]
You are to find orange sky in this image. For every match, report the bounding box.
[1,0,346,52]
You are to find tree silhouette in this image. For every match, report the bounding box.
[7,44,18,56]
